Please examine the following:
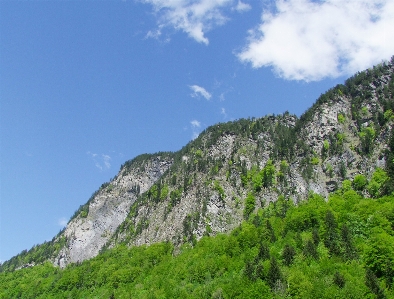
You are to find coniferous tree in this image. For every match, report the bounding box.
[303,239,318,260]
[312,227,320,246]
[295,232,303,250]
[282,244,296,266]
[267,256,283,289]
[340,224,358,260]
[366,268,386,299]
[384,259,394,288]
[266,220,277,243]
[333,271,345,288]
[256,263,264,280]
[244,260,256,281]
[258,242,270,261]
[324,210,340,255]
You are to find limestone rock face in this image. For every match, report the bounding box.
[5,59,393,272]
[53,155,173,267]
[108,61,394,251]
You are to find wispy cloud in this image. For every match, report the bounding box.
[234,1,251,13]
[192,132,200,139]
[102,155,111,169]
[220,107,227,118]
[238,0,394,81]
[189,85,212,100]
[191,120,201,128]
[87,152,112,171]
[58,217,67,227]
[142,0,243,44]
[190,119,202,139]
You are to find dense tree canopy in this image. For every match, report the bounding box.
[1,185,393,299]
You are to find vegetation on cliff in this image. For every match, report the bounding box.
[1,183,393,298]
[1,57,394,298]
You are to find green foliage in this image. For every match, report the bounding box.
[342,180,352,192]
[359,125,376,155]
[322,140,330,159]
[244,193,256,219]
[339,161,347,178]
[333,271,346,288]
[213,180,225,200]
[365,268,387,299]
[364,230,394,279]
[337,113,346,124]
[303,239,319,260]
[262,159,276,188]
[282,244,296,266]
[267,256,283,289]
[252,170,263,192]
[384,128,394,194]
[324,210,340,256]
[310,157,320,165]
[170,187,182,207]
[367,168,388,198]
[352,174,367,191]
[160,184,169,200]
[340,224,358,260]
[2,190,394,298]
[384,109,393,121]
[106,184,114,192]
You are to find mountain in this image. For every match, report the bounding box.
[1,57,394,272]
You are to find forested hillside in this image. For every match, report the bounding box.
[1,185,393,298]
[1,57,394,298]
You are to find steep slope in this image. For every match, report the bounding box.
[53,153,173,267]
[108,58,394,253]
[1,57,393,271]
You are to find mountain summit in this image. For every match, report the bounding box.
[2,57,394,272]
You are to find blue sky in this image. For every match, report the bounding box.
[1,0,393,262]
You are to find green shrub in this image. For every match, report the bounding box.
[367,168,388,197]
[160,185,169,200]
[359,126,375,155]
[244,193,256,219]
[311,157,320,165]
[353,174,367,191]
[337,113,345,124]
[384,109,393,121]
[214,180,225,200]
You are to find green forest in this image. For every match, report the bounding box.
[1,183,393,298]
[2,58,394,298]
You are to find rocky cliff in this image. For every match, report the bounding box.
[2,57,394,271]
[53,154,173,267]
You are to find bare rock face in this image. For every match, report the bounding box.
[7,59,390,271]
[53,155,172,268]
[108,62,394,251]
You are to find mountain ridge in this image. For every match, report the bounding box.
[2,56,394,272]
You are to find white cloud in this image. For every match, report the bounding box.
[87,152,112,171]
[220,107,227,117]
[142,0,238,44]
[58,217,67,227]
[234,1,251,12]
[145,28,162,39]
[191,120,201,128]
[189,84,212,100]
[238,0,394,81]
[192,131,200,139]
[190,119,202,139]
[102,155,111,169]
